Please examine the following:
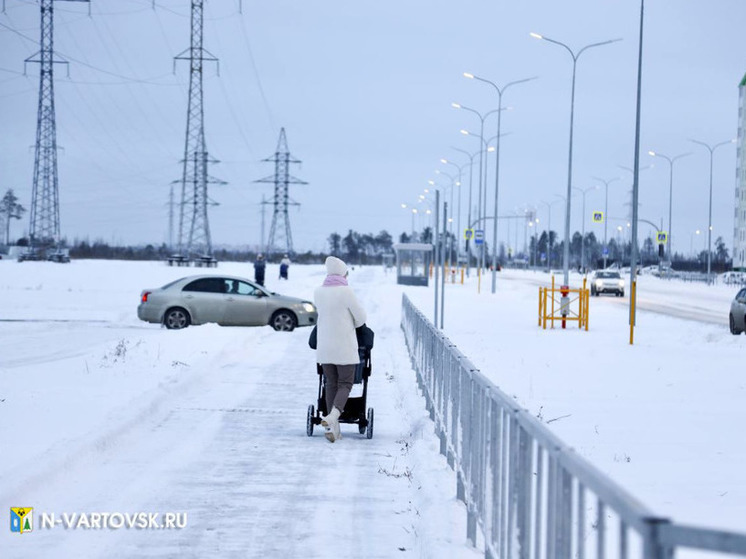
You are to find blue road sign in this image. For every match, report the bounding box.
[474,229,484,245]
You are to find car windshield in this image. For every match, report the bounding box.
[597,272,620,279]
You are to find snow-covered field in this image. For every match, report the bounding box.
[1,259,744,557]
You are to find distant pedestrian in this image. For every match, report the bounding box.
[279,254,291,280]
[254,254,266,286]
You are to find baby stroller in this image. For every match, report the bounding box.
[306,326,374,439]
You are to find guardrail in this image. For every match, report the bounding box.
[401,293,746,558]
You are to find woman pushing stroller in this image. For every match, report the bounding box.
[313,256,366,443]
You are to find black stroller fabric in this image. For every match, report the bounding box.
[308,323,374,352]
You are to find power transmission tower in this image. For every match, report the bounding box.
[259,194,271,252]
[168,181,175,250]
[25,0,89,249]
[173,0,224,258]
[255,128,306,257]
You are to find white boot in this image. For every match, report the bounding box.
[321,406,341,443]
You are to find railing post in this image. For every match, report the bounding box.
[466,376,478,547]
[643,517,672,559]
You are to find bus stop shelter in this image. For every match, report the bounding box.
[393,243,433,286]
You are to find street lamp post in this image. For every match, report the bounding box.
[572,185,598,272]
[464,72,536,293]
[690,138,736,279]
[539,198,564,270]
[452,103,501,275]
[648,150,691,261]
[531,32,621,289]
[400,203,417,239]
[450,147,480,275]
[691,229,702,258]
[435,169,457,235]
[533,215,539,268]
[440,159,463,266]
[592,176,620,269]
[434,170,458,266]
[539,200,552,270]
[416,192,437,242]
[528,217,539,268]
[459,127,497,275]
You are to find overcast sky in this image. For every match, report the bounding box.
[1,0,745,255]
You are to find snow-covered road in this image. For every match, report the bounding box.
[512,269,730,325]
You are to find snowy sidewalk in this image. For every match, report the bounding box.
[1,261,476,558]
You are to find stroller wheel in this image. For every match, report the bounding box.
[358,422,366,435]
[366,408,374,439]
[306,405,315,437]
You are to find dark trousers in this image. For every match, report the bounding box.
[321,363,356,413]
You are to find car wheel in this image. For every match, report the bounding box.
[591,287,596,296]
[271,310,296,332]
[164,307,190,330]
[730,313,742,335]
[620,290,624,297]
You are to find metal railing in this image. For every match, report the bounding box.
[401,293,746,558]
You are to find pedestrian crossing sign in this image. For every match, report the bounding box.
[657,231,667,244]
[464,228,474,241]
[592,211,604,223]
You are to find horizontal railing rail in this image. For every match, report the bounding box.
[401,293,746,558]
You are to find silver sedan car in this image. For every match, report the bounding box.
[137,275,317,331]
[729,287,746,335]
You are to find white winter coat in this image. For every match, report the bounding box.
[313,284,367,365]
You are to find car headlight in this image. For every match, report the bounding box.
[595,280,603,287]
[302,303,316,313]
[619,280,625,287]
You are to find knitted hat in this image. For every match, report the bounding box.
[325,256,347,276]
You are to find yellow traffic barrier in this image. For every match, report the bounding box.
[538,275,590,330]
